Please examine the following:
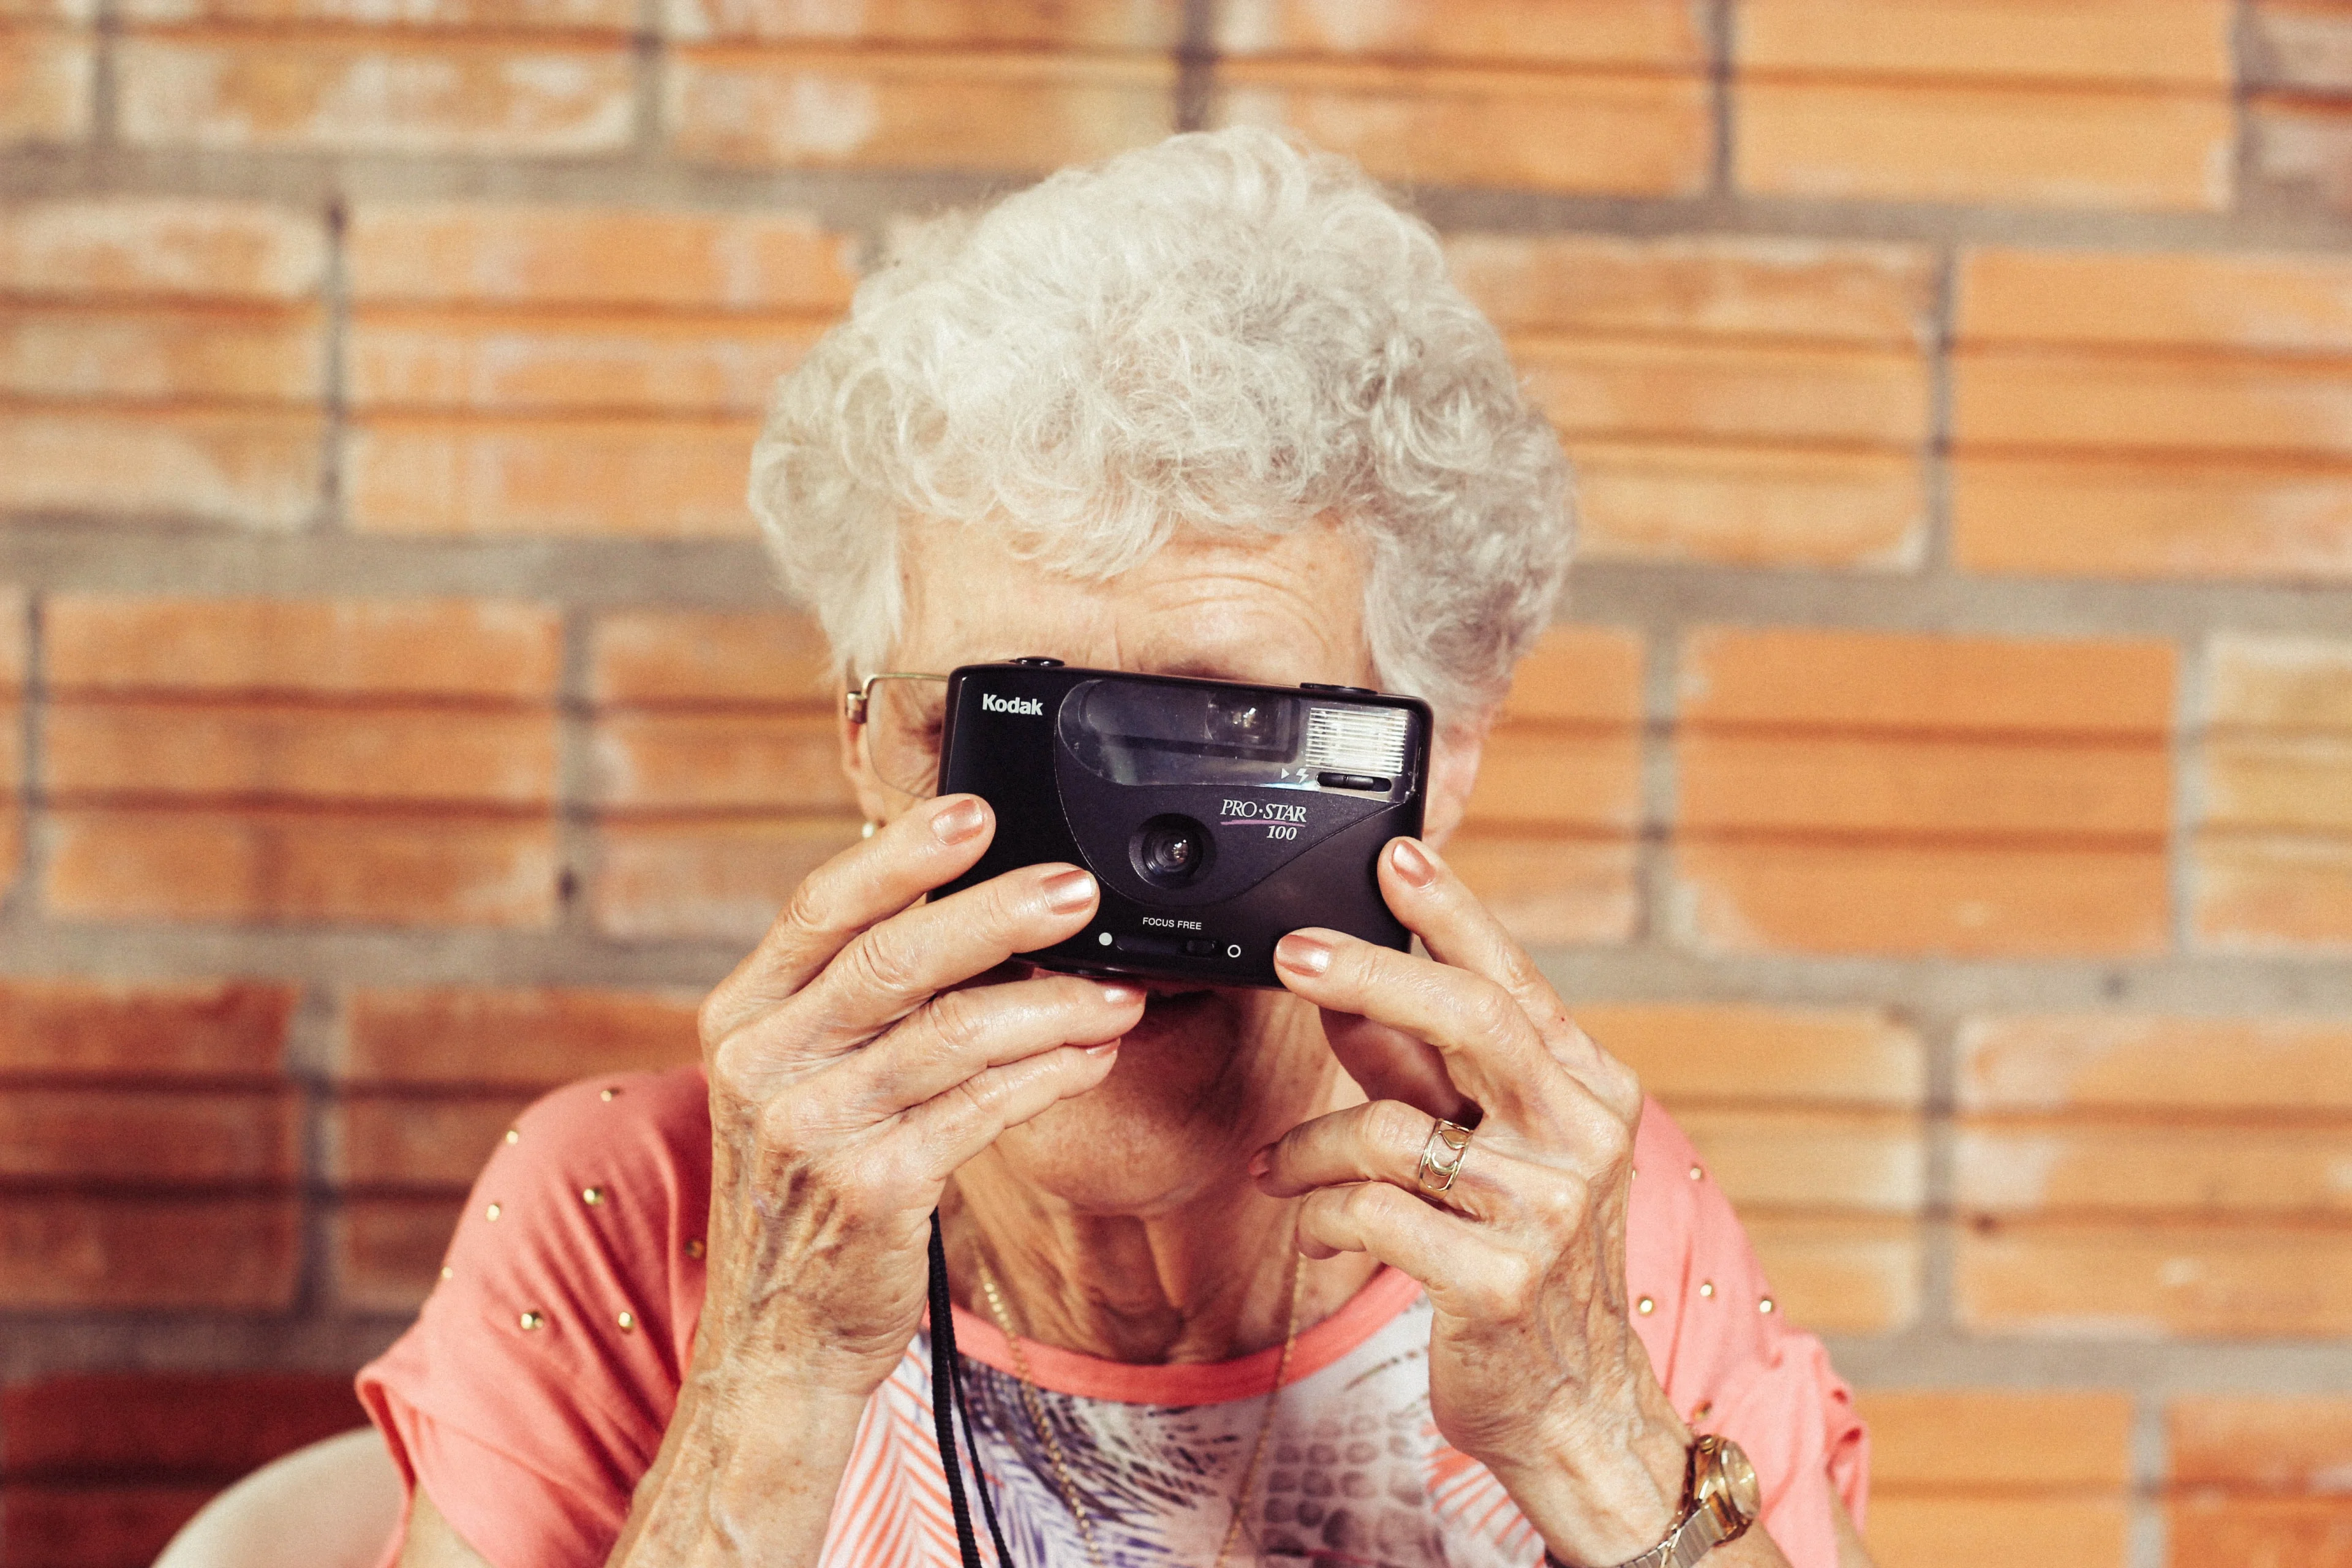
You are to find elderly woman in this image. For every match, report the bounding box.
[355,129,1871,1568]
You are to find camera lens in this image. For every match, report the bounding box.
[1130,814,1213,889]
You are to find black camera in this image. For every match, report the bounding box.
[932,660,1431,988]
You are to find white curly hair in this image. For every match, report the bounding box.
[748,127,1572,726]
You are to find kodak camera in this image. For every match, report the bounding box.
[933,660,1431,988]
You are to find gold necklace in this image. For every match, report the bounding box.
[970,1232,1305,1568]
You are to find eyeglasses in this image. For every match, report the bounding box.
[844,672,951,801]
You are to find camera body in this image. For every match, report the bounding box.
[933,660,1431,989]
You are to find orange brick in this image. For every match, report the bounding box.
[1214,59,1710,195]
[2195,832,2352,949]
[1958,246,2352,353]
[1740,1214,1920,1333]
[1572,442,1928,569]
[47,595,562,698]
[0,303,325,402]
[1496,625,1642,725]
[348,308,823,415]
[1739,0,2233,86]
[0,1484,215,1568]
[2171,1393,2352,1491]
[1576,1004,1926,1107]
[1215,0,1702,69]
[347,205,856,311]
[1679,628,2178,736]
[1957,1121,2352,1216]
[668,0,1179,46]
[0,197,322,301]
[1736,81,2234,212]
[1449,233,1937,345]
[331,1193,461,1311]
[590,815,884,941]
[341,987,698,1086]
[1951,453,2352,583]
[1460,728,1640,833]
[1956,348,2352,459]
[1959,1219,2352,1337]
[2204,735,2352,835]
[1671,1107,1924,1213]
[328,1093,534,1186]
[0,1088,296,1182]
[343,415,758,537]
[666,48,1174,170]
[588,608,832,706]
[1866,1497,2130,1568]
[123,0,631,23]
[0,978,293,1078]
[1961,1014,2352,1114]
[1673,840,2170,957]
[114,34,633,154]
[590,710,850,812]
[47,703,559,805]
[2211,635,2352,733]
[45,807,558,927]
[1681,733,2170,839]
[1860,1389,2134,1490]
[1518,337,1929,447]
[0,24,93,145]
[3,1370,364,1479]
[0,1195,297,1308]
[2166,1495,2352,1567]
[0,408,323,527]
[1441,833,1638,948]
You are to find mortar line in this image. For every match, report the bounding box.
[1918,243,1958,578]
[1706,0,1734,197]
[555,606,599,934]
[317,196,349,536]
[1175,0,1217,134]
[7,594,46,924]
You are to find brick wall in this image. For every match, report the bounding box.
[3,4,2350,1566]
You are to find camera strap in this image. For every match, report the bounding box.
[929,1208,1016,1568]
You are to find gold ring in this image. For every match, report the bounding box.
[1415,1118,1473,1194]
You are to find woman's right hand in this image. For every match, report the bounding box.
[690,791,1144,1403]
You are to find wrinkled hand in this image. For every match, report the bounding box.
[1253,836,1689,1566]
[694,794,1144,1401]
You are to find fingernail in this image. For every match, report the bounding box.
[1098,982,1145,1006]
[1246,1147,1272,1180]
[932,797,987,844]
[1042,868,1098,912]
[1390,838,1436,888]
[1275,932,1332,977]
[1085,1042,1120,1058]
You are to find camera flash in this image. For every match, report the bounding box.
[1302,706,1410,778]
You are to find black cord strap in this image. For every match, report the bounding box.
[929,1208,1016,1568]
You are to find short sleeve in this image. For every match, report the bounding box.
[1623,1099,1870,1568]
[357,1067,713,1568]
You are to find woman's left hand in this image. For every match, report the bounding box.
[1251,835,1693,1567]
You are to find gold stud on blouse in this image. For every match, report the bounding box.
[440,1265,453,1281]
[519,1311,545,1331]
[503,1128,519,1145]
[685,1238,706,1259]
[1689,1164,1704,1181]
[1758,1297,1776,1314]
[1698,1280,1715,1298]
[617,1310,636,1333]
[1690,1401,1713,1423]
[600,1087,620,1102]
[582,1186,606,1207]
[484,1202,502,1222]
[1636,1295,1656,1315]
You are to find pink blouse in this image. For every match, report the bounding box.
[360,1069,1868,1567]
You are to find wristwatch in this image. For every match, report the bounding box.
[1543,1434,1762,1568]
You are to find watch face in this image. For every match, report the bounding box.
[1716,1440,1762,1521]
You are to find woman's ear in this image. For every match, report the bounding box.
[837,701,894,827]
[1418,711,1491,850]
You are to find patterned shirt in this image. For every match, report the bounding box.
[360,1068,1869,1568]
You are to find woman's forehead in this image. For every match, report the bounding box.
[894,521,1373,683]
